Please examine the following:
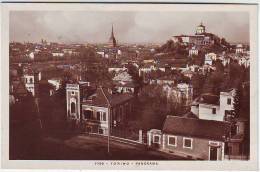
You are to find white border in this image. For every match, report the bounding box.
[0,2,258,170]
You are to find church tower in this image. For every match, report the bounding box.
[108,24,117,47]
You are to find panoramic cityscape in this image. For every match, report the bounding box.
[9,11,250,161]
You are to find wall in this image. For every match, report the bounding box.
[198,104,223,121]
[219,92,234,118]
[191,105,199,117]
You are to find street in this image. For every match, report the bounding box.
[30,134,189,160]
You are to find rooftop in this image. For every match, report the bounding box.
[162,116,231,141]
[82,87,134,107]
[198,93,220,105]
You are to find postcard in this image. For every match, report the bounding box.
[1,2,258,170]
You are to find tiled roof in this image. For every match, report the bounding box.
[199,93,219,105]
[162,116,231,141]
[82,87,133,107]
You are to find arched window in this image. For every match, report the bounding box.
[30,78,33,83]
[71,102,76,113]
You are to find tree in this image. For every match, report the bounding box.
[202,70,224,95]
[191,73,206,98]
[214,59,224,72]
[233,82,243,119]
[133,84,183,130]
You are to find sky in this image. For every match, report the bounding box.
[10,11,249,44]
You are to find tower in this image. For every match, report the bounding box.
[66,83,81,121]
[23,71,41,96]
[196,22,206,35]
[108,24,117,47]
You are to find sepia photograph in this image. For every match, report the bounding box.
[1,2,258,170]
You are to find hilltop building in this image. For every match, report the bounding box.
[172,22,219,47]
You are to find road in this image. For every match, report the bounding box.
[29,134,189,160]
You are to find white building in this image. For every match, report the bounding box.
[108,66,127,73]
[235,44,244,54]
[177,83,193,105]
[163,83,193,106]
[97,51,105,58]
[23,71,41,96]
[28,52,34,60]
[238,56,250,68]
[113,71,133,83]
[222,57,230,67]
[48,78,62,90]
[52,52,64,57]
[196,22,206,35]
[191,89,236,122]
[189,46,199,56]
[204,53,217,66]
[138,64,165,76]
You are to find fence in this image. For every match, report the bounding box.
[111,127,140,142]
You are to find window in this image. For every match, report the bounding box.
[29,78,33,83]
[183,138,193,149]
[97,111,101,120]
[71,91,75,95]
[153,135,160,144]
[98,128,104,134]
[103,112,106,121]
[227,98,231,105]
[71,102,76,113]
[168,136,177,146]
[83,110,93,119]
[97,111,106,121]
[212,108,216,114]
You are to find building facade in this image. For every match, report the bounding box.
[147,116,231,160]
[191,89,236,122]
[23,70,41,96]
[66,82,134,134]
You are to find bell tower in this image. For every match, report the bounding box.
[66,83,81,121]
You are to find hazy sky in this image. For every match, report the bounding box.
[10,11,249,44]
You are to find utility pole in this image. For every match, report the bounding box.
[100,86,111,154]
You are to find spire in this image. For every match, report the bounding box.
[111,24,114,37]
[108,23,117,47]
